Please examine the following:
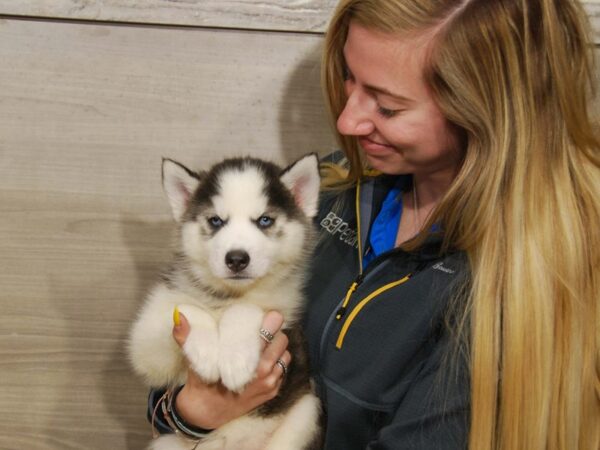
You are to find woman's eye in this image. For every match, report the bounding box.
[208,216,224,228]
[342,64,354,81]
[377,105,399,118]
[256,215,275,229]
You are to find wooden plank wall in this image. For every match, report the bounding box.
[0,2,598,449]
[0,4,336,450]
[0,0,599,36]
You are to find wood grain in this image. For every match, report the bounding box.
[585,1,600,43]
[0,17,334,449]
[0,0,338,33]
[2,3,600,448]
[0,0,599,42]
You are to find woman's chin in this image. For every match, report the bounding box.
[363,153,412,175]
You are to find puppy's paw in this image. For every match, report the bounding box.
[177,304,220,384]
[183,328,220,384]
[218,344,261,393]
[218,304,264,392]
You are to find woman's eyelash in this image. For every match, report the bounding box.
[342,65,353,81]
[377,106,399,118]
[342,62,400,118]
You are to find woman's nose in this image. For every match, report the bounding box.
[336,88,375,136]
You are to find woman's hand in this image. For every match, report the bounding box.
[171,310,291,430]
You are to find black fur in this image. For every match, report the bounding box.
[159,155,322,447]
[182,157,305,223]
[256,323,323,449]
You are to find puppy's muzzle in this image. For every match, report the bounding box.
[225,249,250,273]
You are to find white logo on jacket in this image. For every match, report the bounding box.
[320,211,359,248]
[432,262,455,274]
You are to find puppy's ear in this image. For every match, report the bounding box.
[280,153,320,218]
[161,158,203,222]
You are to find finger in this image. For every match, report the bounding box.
[263,375,284,398]
[256,333,291,378]
[172,307,191,347]
[255,351,289,398]
[273,350,292,377]
[257,333,289,378]
[263,331,288,362]
[259,310,284,348]
[249,376,284,407]
[263,310,284,331]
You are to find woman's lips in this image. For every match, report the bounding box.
[359,137,395,155]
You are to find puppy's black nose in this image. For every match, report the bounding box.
[225,250,250,272]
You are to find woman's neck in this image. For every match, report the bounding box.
[412,171,453,210]
[394,170,455,246]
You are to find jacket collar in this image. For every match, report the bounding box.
[358,175,454,263]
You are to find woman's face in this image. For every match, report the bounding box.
[337,22,463,178]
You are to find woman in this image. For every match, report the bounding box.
[152,0,600,448]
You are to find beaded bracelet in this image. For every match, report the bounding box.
[151,385,213,442]
[168,385,214,439]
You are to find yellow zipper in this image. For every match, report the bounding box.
[355,178,363,275]
[335,274,411,349]
[336,281,359,320]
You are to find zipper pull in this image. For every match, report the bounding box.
[335,307,346,321]
[335,274,363,320]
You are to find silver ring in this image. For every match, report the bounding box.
[275,358,288,375]
[259,328,274,344]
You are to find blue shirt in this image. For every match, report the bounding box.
[363,180,404,268]
[363,178,440,268]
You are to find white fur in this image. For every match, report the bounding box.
[178,304,220,384]
[128,155,321,449]
[265,394,322,450]
[208,169,272,280]
[218,303,264,392]
[213,168,269,219]
[280,154,320,218]
[162,160,201,222]
[128,285,190,387]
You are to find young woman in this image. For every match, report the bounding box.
[152,0,600,448]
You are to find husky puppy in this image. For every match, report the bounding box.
[128,154,322,450]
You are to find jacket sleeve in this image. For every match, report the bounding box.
[367,346,470,450]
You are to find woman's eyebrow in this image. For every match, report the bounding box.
[363,83,414,104]
[343,52,414,104]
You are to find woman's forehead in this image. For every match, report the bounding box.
[343,22,434,99]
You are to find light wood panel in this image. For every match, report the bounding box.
[0,0,338,33]
[0,17,334,449]
[2,2,600,448]
[1,0,600,42]
[583,0,600,43]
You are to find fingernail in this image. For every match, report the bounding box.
[173,306,181,327]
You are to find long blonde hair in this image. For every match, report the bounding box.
[322,1,600,449]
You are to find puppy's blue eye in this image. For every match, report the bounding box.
[256,215,274,229]
[208,216,224,228]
